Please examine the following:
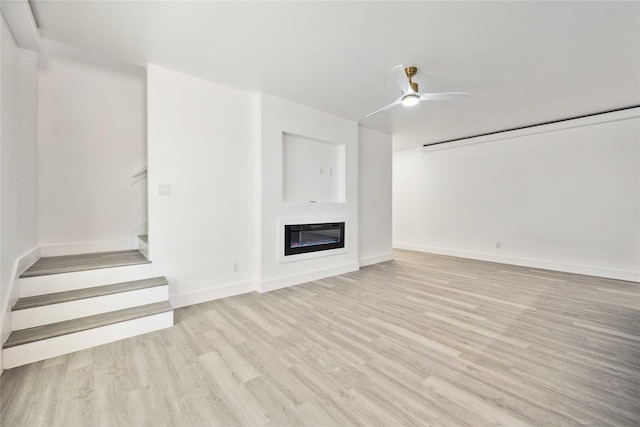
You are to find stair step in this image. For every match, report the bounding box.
[19,263,153,298]
[3,307,173,369]
[4,301,173,349]
[20,250,150,278]
[138,234,148,244]
[13,276,168,311]
[12,276,168,330]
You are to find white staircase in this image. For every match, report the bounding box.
[3,250,173,369]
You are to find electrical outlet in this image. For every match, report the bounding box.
[496,241,502,249]
[233,262,239,272]
[158,184,171,196]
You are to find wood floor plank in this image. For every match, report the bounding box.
[2,249,639,426]
[424,375,535,427]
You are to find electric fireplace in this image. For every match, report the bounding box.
[284,222,345,256]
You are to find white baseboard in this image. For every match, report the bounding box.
[359,252,394,267]
[40,239,136,257]
[138,237,150,260]
[131,220,148,239]
[170,281,258,308]
[259,262,360,293]
[131,221,148,256]
[1,246,40,351]
[393,243,640,282]
[16,246,41,276]
[160,261,364,307]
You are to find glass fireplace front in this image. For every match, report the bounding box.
[284,222,345,256]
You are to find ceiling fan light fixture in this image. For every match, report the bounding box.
[364,65,469,118]
[401,94,420,107]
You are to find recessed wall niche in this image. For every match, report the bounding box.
[282,132,346,203]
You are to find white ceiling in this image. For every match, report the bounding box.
[29,1,640,151]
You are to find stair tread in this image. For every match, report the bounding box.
[3,301,173,348]
[20,250,150,278]
[13,277,168,311]
[138,235,148,244]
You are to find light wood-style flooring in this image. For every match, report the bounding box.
[2,249,639,426]
[20,250,150,278]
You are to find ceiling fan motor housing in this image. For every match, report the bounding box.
[404,66,418,78]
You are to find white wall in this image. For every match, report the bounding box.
[148,71,366,301]
[259,94,359,291]
[359,127,393,266]
[38,41,147,255]
[393,109,640,281]
[0,14,39,360]
[147,65,259,307]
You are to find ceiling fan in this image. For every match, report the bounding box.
[365,65,469,118]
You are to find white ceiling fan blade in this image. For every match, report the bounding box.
[365,97,402,118]
[392,65,410,94]
[419,92,469,101]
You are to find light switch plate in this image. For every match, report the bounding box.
[158,184,171,196]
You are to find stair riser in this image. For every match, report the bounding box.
[3,311,173,369]
[12,286,169,330]
[19,263,153,297]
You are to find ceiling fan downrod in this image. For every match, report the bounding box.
[405,66,419,92]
